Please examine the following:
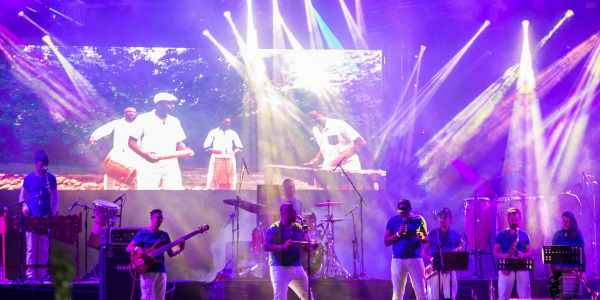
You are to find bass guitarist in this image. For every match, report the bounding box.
[126,209,185,300]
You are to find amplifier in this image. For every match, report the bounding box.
[100,227,145,246]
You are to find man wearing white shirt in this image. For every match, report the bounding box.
[203,118,243,190]
[128,93,194,190]
[90,107,139,189]
[304,104,367,171]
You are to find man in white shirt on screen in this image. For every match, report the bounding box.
[203,118,243,190]
[304,102,367,171]
[90,107,139,189]
[128,92,194,190]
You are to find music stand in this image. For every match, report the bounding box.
[542,245,582,300]
[432,252,470,298]
[498,258,534,271]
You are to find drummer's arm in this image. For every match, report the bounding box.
[177,142,194,156]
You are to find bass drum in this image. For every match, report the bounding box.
[548,193,582,232]
[301,244,324,277]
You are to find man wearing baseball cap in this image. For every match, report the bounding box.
[422,207,464,299]
[128,92,194,190]
[384,199,429,300]
[19,150,59,281]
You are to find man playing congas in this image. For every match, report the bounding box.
[422,208,463,299]
[90,107,139,190]
[203,118,243,190]
[483,157,527,199]
[551,211,586,299]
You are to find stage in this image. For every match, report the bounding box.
[0,278,597,300]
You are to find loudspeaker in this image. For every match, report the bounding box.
[99,227,145,300]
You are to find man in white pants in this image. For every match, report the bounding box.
[494,207,531,300]
[264,203,318,300]
[126,209,185,300]
[90,107,139,189]
[203,117,242,190]
[129,93,194,190]
[384,199,429,300]
[422,208,464,299]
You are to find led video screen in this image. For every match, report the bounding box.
[0,46,383,190]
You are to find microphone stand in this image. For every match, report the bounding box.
[70,200,94,281]
[433,212,445,299]
[45,174,52,282]
[334,163,370,278]
[299,217,315,299]
[581,173,597,277]
[233,159,248,277]
[345,204,360,278]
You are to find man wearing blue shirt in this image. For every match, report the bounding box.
[264,203,317,300]
[19,150,59,281]
[422,208,463,299]
[484,157,527,199]
[494,207,531,300]
[126,209,185,300]
[384,199,429,300]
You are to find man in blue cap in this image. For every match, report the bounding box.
[384,199,428,300]
[422,207,464,299]
[19,150,59,281]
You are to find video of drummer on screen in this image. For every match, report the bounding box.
[0,47,384,190]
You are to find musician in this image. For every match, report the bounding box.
[422,208,463,299]
[203,117,243,190]
[264,203,317,300]
[126,209,185,300]
[90,107,139,189]
[303,102,367,171]
[129,92,194,190]
[384,199,428,300]
[494,207,531,300]
[484,157,527,199]
[551,211,586,298]
[19,150,59,281]
[269,179,304,215]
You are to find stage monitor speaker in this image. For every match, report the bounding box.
[99,227,144,300]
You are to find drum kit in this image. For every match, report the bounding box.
[219,198,350,279]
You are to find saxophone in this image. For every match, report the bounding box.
[502,228,519,275]
[490,275,495,300]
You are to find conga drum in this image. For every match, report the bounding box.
[464,198,492,250]
[496,197,523,232]
[524,196,548,249]
[88,199,120,249]
[101,150,136,185]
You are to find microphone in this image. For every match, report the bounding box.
[333,157,346,172]
[113,194,125,203]
[68,198,80,211]
[242,159,250,175]
[401,217,408,235]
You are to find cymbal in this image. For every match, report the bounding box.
[314,201,343,207]
[241,203,277,215]
[319,218,345,223]
[223,199,250,206]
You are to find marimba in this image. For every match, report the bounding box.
[1,213,82,279]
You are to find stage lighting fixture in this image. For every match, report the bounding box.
[566,10,574,18]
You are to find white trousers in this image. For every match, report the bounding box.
[140,272,167,300]
[426,271,458,299]
[497,271,530,300]
[136,165,183,190]
[391,258,427,300]
[269,266,314,300]
[26,232,49,280]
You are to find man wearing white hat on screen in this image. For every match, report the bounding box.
[129,92,194,190]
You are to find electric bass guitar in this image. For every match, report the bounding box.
[130,224,209,274]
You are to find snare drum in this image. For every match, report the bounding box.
[464,198,492,250]
[496,197,523,232]
[524,196,548,249]
[101,150,136,185]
